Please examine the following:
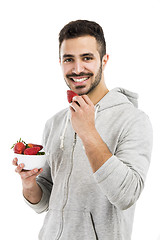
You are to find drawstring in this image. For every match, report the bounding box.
[60,110,70,150]
[95,104,100,120]
[60,104,100,150]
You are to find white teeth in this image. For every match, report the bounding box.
[72,77,88,82]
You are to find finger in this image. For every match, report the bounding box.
[72,96,86,108]
[34,168,43,177]
[12,158,18,166]
[81,95,94,106]
[21,168,43,180]
[69,103,76,112]
[69,101,80,112]
[15,163,25,173]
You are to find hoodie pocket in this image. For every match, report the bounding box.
[84,211,98,240]
[63,210,99,239]
[39,209,98,240]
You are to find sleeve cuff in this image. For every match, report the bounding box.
[93,155,120,183]
[23,183,50,213]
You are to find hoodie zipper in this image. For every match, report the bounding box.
[56,132,77,240]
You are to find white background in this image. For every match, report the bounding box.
[0,0,160,239]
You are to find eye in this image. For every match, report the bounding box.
[64,58,73,63]
[83,57,93,61]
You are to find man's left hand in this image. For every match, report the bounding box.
[69,95,95,139]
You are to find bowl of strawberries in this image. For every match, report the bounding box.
[11,138,47,170]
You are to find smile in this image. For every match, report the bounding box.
[71,77,90,83]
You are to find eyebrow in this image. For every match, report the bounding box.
[62,53,94,59]
[80,53,94,57]
[62,54,74,59]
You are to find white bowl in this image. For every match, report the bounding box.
[14,153,47,170]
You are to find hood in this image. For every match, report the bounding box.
[96,87,139,112]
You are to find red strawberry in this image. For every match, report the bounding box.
[24,147,40,155]
[67,90,78,103]
[27,143,43,150]
[13,142,26,154]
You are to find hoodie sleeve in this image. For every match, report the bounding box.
[23,160,53,213]
[93,112,153,210]
[23,119,53,213]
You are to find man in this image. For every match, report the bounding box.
[13,20,153,239]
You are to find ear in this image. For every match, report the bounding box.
[102,54,109,69]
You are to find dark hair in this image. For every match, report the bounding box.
[59,20,106,60]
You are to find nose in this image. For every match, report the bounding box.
[72,59,85,75]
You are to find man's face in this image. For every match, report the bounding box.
[60,36,104,95]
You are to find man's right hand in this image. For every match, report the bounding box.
[12,158,43,204]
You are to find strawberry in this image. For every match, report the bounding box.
[13,142,26,154]
[24,147,41,155]
[27,143,43,150]
[67,90,78,103]
[11,138,26,154]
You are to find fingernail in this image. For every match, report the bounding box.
[72,96,77,101]
[34,169,38,173]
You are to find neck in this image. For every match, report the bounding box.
[88,78,109,105]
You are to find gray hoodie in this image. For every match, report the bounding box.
[25,88,153,240]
